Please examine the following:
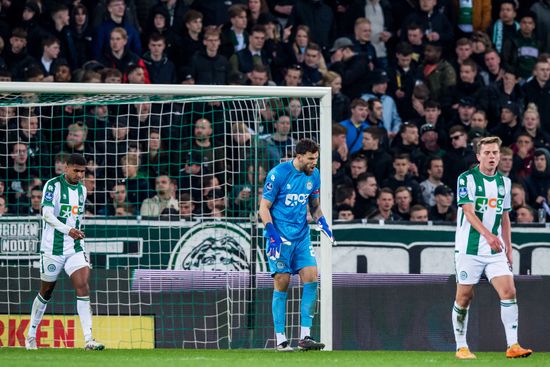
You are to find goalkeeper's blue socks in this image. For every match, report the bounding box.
[272,290,288,344]
[300,282,318,339]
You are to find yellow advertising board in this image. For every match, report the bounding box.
[0,315,154,349]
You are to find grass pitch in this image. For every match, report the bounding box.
[1,349,550,367]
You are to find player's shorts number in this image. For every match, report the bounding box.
[309,245,315,257]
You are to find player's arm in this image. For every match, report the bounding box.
[309,197,334,244]
[501,210,513,265]
[259,198,285,260]
[42,207,85,240]
[462,203,502,252]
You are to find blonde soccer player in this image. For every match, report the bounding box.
[452,136,531,359]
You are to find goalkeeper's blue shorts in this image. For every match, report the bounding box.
[266,235,316,276]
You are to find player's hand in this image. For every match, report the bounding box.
[506,248,513,269]
[69,228,85,240]
[484,232,503,253]
[316,216,334,244]
[266,223,284,260]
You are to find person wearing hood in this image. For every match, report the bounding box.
[524,148,550,208]
[143,4,182,65]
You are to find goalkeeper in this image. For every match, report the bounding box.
[259,138,333,352]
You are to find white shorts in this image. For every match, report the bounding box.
[455,253,513,285]
[40,251,90,282]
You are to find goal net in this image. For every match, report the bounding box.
[0,83,332,349]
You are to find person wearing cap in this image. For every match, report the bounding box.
[490,101,521,146]
[448,97,477,132]
[488,0,519,54]
[523,61,550,134]
[329,37,371,99]
[428,184,456,222]
[361,69,402,137]
[419,42,456,103]
[502,10,541,80]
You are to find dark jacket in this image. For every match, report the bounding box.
[230,48,272,74]
[382,174,424,205]
[288,0,334,50]
[355,147,393,184]
[94,18,142,60]
[523,79,550,135]
[524,148,550,207]
[330,53,371,99]
[190,51,230,85]
[446,79,489,112]
[443,146,476,186]
[142,52,177,84]
[487,79,525,129]
[401,9,454,45]
[99,49,151,83]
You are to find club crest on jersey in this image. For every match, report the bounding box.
[265,182,273,191]
[498,186,505,196]
[270,174,275,181]
[44,192,53,201]
[458,187,468,198]
[47,264,56,272]
[460,271,468,281]
[306,181,313,190]
[47,185,54,192]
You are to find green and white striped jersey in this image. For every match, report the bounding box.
[41,175,86,256]
[456,166,511,256]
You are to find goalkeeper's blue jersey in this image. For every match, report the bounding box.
[262,160,320,241]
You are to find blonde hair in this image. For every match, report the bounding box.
[322,71,341,87]
[121,153,140,166]
[523,103,540,122]
[476,136,502,153]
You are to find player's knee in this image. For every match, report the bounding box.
[75,283,90,297]
[501,286,516,300]
[40,282,56,300]
[274,274,290,291]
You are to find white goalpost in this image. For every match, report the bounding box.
[0,82,333,350]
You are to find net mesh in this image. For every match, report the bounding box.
[0,89,324,349]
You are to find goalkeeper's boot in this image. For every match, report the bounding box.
[276,341,294,352]
[455,347,476,359]
[297,336,325,351]
[25,337,37,350]
[506,343,532,358]
[84,339,105,351]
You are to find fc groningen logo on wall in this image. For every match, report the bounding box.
[167,222,266,271]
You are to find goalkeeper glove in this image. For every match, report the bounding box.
[266,223,283,260]
[316,216,334,244]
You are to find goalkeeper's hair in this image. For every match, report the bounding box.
[295,138,319,155]
[67,153,87,166]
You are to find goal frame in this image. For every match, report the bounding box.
[0,82,334,350]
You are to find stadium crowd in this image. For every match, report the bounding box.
[0,0,550,224]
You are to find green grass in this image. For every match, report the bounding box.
[1,349,549,367]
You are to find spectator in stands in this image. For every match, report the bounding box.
[491,100,521,146]
[47,4,78,70]
[498,146,516,180]
[262,114,296,165]
[355,127,392,184]
[339,98,369,155]
[481,48,505,86]
[178,191,196,220]
[102,68,123,83]
[120,153,151,209]
[391,124,421,172]
[349,154,368,187]
[37,37,61,81]
[329,37,372,99]
[126,64,147,84]
[322,71,349,123]
[406,23,426,64]
[532,0,550,52]
[469,110,490,141]
[512,133,535,180]
[502,11,540,80]
[354,172,378,219]
[393,186,413,221]
[336,204,355,221]
[282,64,302,86]
[447,59,488,112]
[83,171,99,216]
[287,0,333,50]
[53,152,67,176]
[418,124,444,171]
[429,184,457,222]
[58,122,97,167]
[4,142,40,211]
[364,99,389,145]
[448,97,477,133]
[71,4,93,69]
[140,175,178,216]
[300,43,325,86]
[20,185,42,216]
[185,117,225,174]
[104,116,130,179]
[368,188,400,221]
[94,0,141,60]
[524,148,550,208]
[409,204,429,222]
[486,67,523,128]
[3,28,37,81]
[0,196,8,216]
[180,10,203,68]
[420,156,445,207]
[419,42,456,103]
[489,0,519,54]
[401,0,454,46]
[387,42,418,122]
[191,26,230,85]
[515,204,535,223]
[143,5,181,66]
[221,4,249,58]
[382,153,423,205]
[520,103,550,149]
[143,33,177,84]
[361,0,393,68]
[273,24,310,81]
[178,151,207,202]
[523,60,550,134]
[351,18,377,70]
[231,163,266,216]
[511,182,528,216]
[99,27,150,83]
[53,60,71,82]
[334,185,357,209]
[451,38,474,76]
[362,70,402,137]
[443,125,476,185]
[140,129,173,179]
[230,25,271,76]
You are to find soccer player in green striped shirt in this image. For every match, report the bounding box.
[452,137,531,359]
[25,153,104,351]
